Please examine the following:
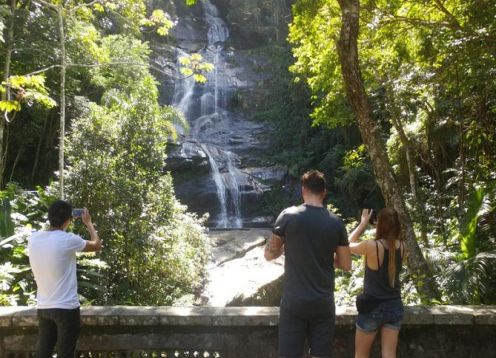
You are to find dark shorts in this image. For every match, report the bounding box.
[356,298,404,334]
[278,304,335,358]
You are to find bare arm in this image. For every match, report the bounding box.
[81,208,102,252]
[349,209,376,257]
[264,234,284,261]
[350,240,370,256]
[334,245,351,271]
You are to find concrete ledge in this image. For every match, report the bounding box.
[0,305,494,327]
[1,305,495,358]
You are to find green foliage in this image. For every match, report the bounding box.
[65,36,209,304]
[0,75,56,113]
[0,185,46,306]
[460,186,485,259]
[178,53,214,83]
[290,0,496,303]
[141,9,174,36]
[343,145,367,169]
[66,103,209,305]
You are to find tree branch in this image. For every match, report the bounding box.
[433,0,463,31]
[381,15,452,29]
[70,0,104,14]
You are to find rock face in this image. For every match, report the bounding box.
[153,0,291,228]
[202,229,284,306]
[213,0,292,48]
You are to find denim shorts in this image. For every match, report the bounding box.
[356,298,403,334]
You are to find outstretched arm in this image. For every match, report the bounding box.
[264,234,284,261]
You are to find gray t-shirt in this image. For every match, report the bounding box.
[273,204,349,314]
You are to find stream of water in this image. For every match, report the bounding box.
[172,0,243,228]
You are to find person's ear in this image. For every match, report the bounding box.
[62,218,72,230]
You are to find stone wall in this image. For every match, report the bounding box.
[1,305,495,357]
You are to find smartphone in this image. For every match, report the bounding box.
[72,208,84,218]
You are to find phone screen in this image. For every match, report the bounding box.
[72,208,84,218]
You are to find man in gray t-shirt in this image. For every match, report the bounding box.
[265,170,351,358]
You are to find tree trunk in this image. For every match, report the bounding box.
[336,0,440,301]
[57,7,66,199]
[9,140,24,182]
[455,65,466,223]
[0,0,17,188]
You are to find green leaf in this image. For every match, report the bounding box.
[93,3,104,12]
[460,187,485,259]
[180,67,193,77]
[0,100,21,113]
[193,74,207,83]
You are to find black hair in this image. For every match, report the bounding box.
[301,170,326,195]
[48,200,73,227]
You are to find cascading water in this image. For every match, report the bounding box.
[171,0,243,228]
[171,48,196,118]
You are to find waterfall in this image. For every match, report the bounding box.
[172,48,196,117]
[203,0,229,45]
[225,151,242,228]
[171,0,243,228]
[201,144,229,227]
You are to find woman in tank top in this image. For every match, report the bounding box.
[349,207,405,358]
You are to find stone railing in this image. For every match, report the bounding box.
[1,305,495,357]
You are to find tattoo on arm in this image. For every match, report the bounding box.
[264,234,284,260]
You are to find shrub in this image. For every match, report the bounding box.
[65,37,210,304]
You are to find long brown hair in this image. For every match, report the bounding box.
[375,207,401,288]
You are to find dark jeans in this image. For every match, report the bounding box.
[37,307,81,358]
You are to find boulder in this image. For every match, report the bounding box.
[203,229,284,306]
[243,165,288,186]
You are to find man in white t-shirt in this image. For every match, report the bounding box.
[28,200,102,358]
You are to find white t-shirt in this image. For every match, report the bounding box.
[28,230,86,309]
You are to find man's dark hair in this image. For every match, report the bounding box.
[301,170,326,195]
[48,200,73,227]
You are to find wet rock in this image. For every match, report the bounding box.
[243,165,288,185]
[228,274,283,307]
[203,229,284,306]
[208,229,269,265]
[212,0,292,49]
[243,216,274,228]
[166,141,210,172]
[174,176,221,217]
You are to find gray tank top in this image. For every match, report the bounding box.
[363,240,403,300]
